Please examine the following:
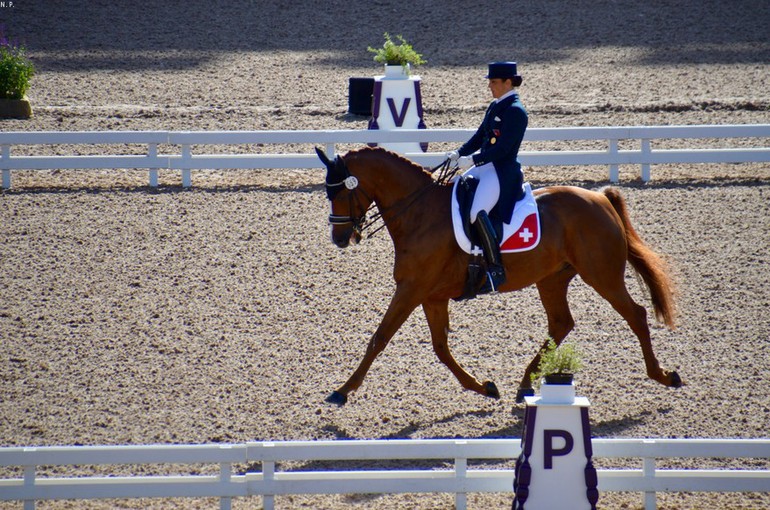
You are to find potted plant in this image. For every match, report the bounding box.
[0,27,34,119]
[367,32,426,77]
[530,337,583,389]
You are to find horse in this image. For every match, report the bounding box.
[315,146,682,405]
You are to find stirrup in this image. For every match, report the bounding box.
[480,264,506,294]
[487,265,507,292]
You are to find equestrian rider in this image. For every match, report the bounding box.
[447,61,529,292]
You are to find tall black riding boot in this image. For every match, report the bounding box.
[473,210,507,292]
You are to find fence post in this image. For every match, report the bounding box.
[643,453,656,510]
[181,144,192,188]
[608,139,619,183]
[325,142,336,160]
[640,139,651,182]
[23,462,35,510]
[262,460,275,510]
[454,443,468,510]
[259,441,276,510]
[219,460,232,510]
[148,143,159,188]
[2,145,10,189]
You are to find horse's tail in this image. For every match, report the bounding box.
[603,187,677,329]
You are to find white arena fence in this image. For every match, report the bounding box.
[1,124,768,189]
[1,438,769,510]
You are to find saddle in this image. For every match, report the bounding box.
[452,177,541,300]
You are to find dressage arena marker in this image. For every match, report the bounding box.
[367,66,429,154]
[513,385,598,509]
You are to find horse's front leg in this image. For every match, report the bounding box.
[326,287,419,405]
[422,299,500,399]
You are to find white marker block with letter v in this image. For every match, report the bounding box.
[368,68,428,155]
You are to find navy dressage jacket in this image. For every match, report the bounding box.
[458,92,528,222]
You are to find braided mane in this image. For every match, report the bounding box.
[345,146,435,183]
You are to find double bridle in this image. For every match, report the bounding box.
[325,154,457,239]
[325,156,375,238]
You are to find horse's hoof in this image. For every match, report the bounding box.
[669,371,683,388]
[515,388,535,403]
[325,391,348,406]
[484,381,500,400]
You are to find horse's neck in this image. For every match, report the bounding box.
[363,155,432,209]
[359,154,446,242]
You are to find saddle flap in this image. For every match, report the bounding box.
[454,175,480,244]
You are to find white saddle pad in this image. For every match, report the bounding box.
[451,182,541,254]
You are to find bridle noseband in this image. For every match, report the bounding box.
[325,156,371,235]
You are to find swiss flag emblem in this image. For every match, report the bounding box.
[500,213,539,252]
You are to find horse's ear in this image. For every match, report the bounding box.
[315,147,332,168]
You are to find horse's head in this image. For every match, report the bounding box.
[315,147,373,248]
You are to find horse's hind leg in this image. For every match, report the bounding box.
[423,299,499,399]
[516,268,577,402]
[583,270,682,389]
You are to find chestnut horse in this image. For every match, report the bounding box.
[316,146,681,404]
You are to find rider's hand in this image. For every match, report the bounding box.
[446,150,459,163]
[458,155,475,171]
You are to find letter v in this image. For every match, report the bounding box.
[386,97,411,127]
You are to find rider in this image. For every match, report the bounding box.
[447,61,528,292]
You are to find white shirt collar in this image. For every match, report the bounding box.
[495,89,518,103]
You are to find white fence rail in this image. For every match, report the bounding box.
[1,124,768,188]
[1,438,769,510]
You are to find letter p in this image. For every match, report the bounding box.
[543,429,574,469]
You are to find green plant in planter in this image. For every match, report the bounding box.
[530,337,583,389]
[0,27,34,100]
[367,32,426,75]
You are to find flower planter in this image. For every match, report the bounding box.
[539,381,576,404]
[0,96,32,119]
[544,373,574,385]
[384,63,410,79]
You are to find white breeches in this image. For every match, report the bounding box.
[463,162,500,223]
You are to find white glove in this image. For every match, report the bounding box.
[446,150,459,163]
[458,155,475,171]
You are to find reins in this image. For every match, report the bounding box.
[358,158,459,239]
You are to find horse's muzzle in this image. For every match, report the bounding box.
[331,226,361,248]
